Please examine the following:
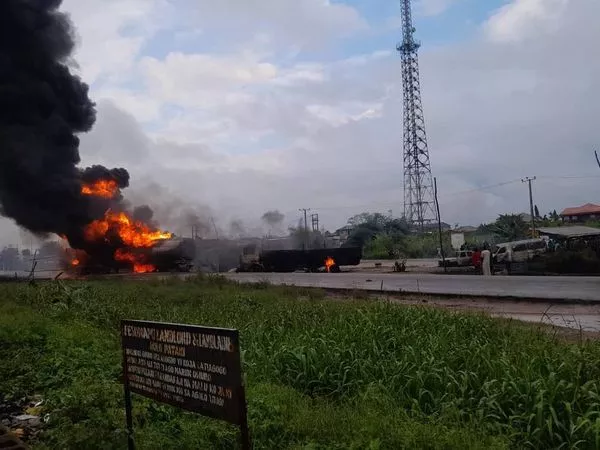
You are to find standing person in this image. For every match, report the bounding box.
[471,247,482,274]
[481,246,492,276]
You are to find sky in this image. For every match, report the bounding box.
[2,0,600,246]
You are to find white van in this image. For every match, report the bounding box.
[494,238,548,265]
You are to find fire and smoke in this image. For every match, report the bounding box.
[0,0,172,273]
[324,257,335,272]
[81,180,119,198]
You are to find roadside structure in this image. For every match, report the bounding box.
[560,204,600,223]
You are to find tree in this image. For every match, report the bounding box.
[386,218,410,235]
[347,212,389,230]
[343,212,410,255]
[344,226,378,249]
[488,214,529,241]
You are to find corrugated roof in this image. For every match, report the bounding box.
[560,203,600,216]
[453,226,478,233]
[537,226,600,238]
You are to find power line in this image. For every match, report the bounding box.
[537,175,600,180]
[277,174,596,218]
[278,180,519,215]
[441,179,522,198]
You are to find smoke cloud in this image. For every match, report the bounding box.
[261,210,285,226]
[123,181,218,239]
[0,0,129,249]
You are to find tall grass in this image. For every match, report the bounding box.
[1,276,599,449]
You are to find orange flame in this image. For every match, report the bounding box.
[325,256,335,272]
[64,248,88,272]
[115,249,156,273]
[81,179,119,199]
[83,210,171,273]
[85,210,172,247]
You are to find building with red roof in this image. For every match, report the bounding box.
[560,203,600,222]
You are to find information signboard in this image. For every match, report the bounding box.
[121,320,249,449]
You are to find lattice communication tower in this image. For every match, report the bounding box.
[396,0,437,230]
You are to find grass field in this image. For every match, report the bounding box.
[1,276,600,449]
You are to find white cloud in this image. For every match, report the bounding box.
[141,52,278,104]
[417,0,461,16]
[63,0,169,84]
[484,0,569,43]
[175,0,368,51]
[306,102,383,127]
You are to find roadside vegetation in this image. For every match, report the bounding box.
[340,212,452,259]
[342,211,600,263]
[2,276,600,449]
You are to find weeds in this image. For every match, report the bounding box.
[1,278,599,449]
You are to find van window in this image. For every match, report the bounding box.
[530,241,546,250]
[497,247,507,254]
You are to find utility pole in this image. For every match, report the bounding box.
[522,177,536,238]
[434,177,446,273]
[311,213,319,232]
[210,217,219,240]
[299,208,311,250]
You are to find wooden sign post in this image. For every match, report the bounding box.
[121,320,250,449]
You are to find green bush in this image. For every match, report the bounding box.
[1,279,600,449]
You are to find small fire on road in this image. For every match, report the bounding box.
[325,257,335,272]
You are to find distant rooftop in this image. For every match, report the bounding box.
[560,203,600,217]
[537,226,600,238]
[453,226,478,233]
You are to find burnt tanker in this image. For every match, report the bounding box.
[77,237,196,274]
[238,245,362,273]
[150,237,196,272]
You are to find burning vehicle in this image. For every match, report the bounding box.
[237,244,362,273]
[55,180,189,274]
[67,237,196,275]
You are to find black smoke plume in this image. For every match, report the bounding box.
[0,0,129,248]
[261,210,285,227]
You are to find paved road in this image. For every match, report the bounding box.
[225,272,600,302]
[358,258,438,269]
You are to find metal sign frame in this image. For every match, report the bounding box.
[121,320,250,449]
